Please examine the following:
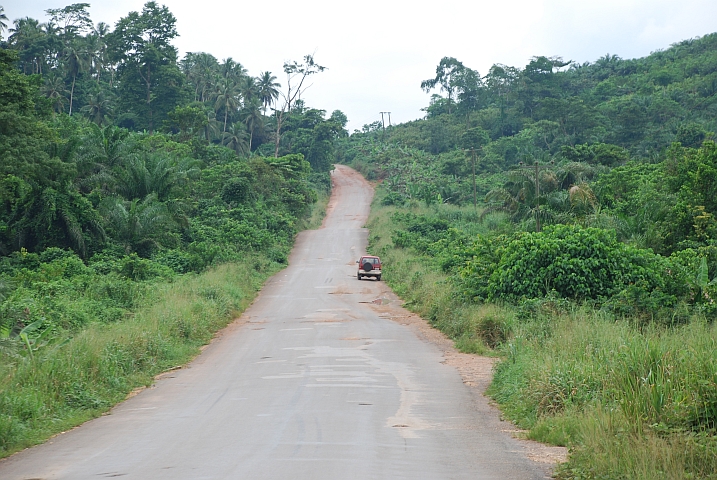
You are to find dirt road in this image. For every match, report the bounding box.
[0,165,555,479]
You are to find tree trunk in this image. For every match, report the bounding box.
[146,64,153,134]
[69,76,76,115]
[274,112,283,158]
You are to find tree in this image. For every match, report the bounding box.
[219,57,246,80]
[460,127,490,151]
[329,110,348,137]
[241,75,258,104]
[7,17,50,75]
[12,183,104,258]
[484,64,520,136]
[41,74,68,113]
[213,75,240,134]
[86,22,112,85]
[0,6,8,39]
[45,3,93,39]
[80,90,114,126]
[100,193,173,255]
[273,54,326,157]
[241,100,264,150]
[163,104,208,142]
[182,52,218,103]
[454,67,483,120]
[258,71,280,115]
[108,2,183,133]
[421,57,466,114]
[62,40,89,115]
[222,123,249,156]
[73,124,135,193]
[114,153,197,202]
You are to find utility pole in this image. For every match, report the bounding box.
[379,112,388,139]
[387,112,392,126]
[518,160,553,233]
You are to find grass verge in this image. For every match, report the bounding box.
[0,258,282,458]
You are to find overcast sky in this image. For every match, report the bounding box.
[4,0,717,132]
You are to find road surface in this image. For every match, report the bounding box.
[0,165,549,479]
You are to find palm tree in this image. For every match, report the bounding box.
[74,124,135,194]
[203,110,222,142]
[0,6,8,39]
[182,52,219,102]
[213,76,241,134]
[241,100,264,151]
[41,73,68,113]
[13,185,105,258]
[257,71,280,115]
[8,17,46,74]
[85,22,111,84]
[80,90,114,126]
[241,76,259,104]
[222,123,249,156]
[62,41,89,115]
[219,57,246,80]
[77,124,135,171]
[114,153,199,202]
[483,169,548,225]
[101,194,173,255]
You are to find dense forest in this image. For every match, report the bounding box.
[344,33,717,479]
[0,1,347,286]
[0,2,346,455]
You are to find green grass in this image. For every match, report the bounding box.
[0,259,282,458]
[365,187,717,479]
[300,189,330,230]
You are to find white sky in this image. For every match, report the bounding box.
[4,0,717,132]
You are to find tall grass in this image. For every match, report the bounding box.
[366,189,717,479]
[0,260,281,458]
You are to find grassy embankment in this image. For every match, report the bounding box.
[365,187,717,480]
[0,197,329,459]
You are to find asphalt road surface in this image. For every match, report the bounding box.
[0,165,548,479]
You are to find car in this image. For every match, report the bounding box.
[356,255,382,281]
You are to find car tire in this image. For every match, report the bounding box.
[357,274,362,280]
[377,275,381,281]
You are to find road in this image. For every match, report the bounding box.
[0,165,549,479]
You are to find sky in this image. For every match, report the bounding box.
[4,0,717,132]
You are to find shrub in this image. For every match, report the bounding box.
[487,225,671,302]
[153,249,197,274]
[118,255,174,281]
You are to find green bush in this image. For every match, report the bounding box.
[487,225,672,302]
[119,254,174,281]
[153,249,197,274]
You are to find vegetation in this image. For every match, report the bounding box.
[0,2,344,457]
[349,33,717,479]
[4,1,717,476]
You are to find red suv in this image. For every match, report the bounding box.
[357,256,382,281]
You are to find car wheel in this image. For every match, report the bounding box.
[362,262,373,272]
[377,275,381,281]
[357,274,362,280]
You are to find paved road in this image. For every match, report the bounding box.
[0,165,547,479]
